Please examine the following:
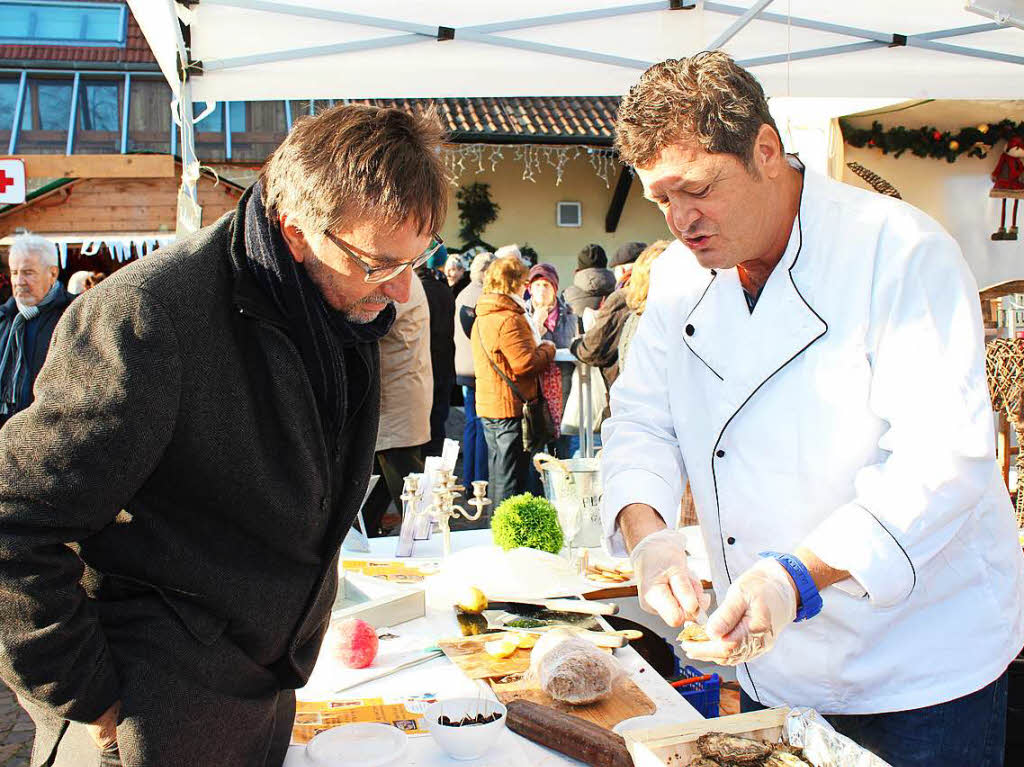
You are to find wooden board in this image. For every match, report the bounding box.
[1,154,176,178]
[623,707,790,767]
[489,673,656,731]
[437,633,533,680]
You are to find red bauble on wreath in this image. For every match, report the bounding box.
[991,136,1024,241]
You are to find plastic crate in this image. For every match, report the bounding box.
[671,664,721,718]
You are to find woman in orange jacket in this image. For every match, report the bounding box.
[471,255,556,505]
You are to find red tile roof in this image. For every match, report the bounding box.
[352,97,620,144]
[0,4,156,66]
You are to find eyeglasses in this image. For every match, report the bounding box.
[324,231,444,284]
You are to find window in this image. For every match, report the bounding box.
[0,78,19,137]
[74,78,122,152]
[17,76,73,153]
[227,101,246,133]
[557,201,582,228]
[0,1,127,46]
[193,101,225,161]
[127,77,171,153]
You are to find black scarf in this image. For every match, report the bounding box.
[244,183,394,442]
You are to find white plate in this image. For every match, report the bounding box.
[612,714,683,735]
[304,722,409,767]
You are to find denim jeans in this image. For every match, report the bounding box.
[740,671,1008,767]
[481,416,527,508]
[461,386,488,485]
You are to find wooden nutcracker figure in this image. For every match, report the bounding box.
[991,135,1024,241]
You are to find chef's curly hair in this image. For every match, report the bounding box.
[615,51,781,171]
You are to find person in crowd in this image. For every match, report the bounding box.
[526,263,576,455]
[610,241,646,289]
[494,243,523,263]
[563,243,616,315]
[602,52,1023,767]
[573,240,667,390]
[444,253,470,296]
[362,273,433,536]
[0,104,447,766]
[67,270,92,295]
[0,233,73,429]
[472,256,555,506]
[415,254,456,460]
[84,272,106,291]
[454,250,496,486]
[67,270,107,295]
[615,240,670,376]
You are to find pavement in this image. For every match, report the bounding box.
[0,683,33,766]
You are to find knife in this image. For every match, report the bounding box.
[486,597,619,616]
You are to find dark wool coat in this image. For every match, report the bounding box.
[0,193,381,767]
[570,288,631,389]
[0,286,73,426]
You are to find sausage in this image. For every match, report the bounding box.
[505,699,634,767]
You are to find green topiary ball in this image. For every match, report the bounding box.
[490,492,564,554]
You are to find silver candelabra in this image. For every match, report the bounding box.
[399,470,490,557]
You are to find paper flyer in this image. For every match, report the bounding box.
[291,694,438,744]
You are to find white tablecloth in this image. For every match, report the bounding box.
[283,530,702,766]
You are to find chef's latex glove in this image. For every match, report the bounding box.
[681,558,797,666]
[630,529,710,628]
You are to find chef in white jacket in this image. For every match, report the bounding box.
[602,52,1024,767]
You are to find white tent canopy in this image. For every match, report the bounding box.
[132,0,1024,101]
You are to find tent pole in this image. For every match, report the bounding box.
[706,0,776,50]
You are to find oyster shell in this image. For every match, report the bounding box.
[696,733,773,763]
[764,751,811,767]
[677,622,710,642]
[686,757,721,767]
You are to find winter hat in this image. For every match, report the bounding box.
[576,243,607,271]
[528,262,560,290]
[609,241,647,268]
[426,243,449,270]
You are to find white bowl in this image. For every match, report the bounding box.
[424,698,507,761]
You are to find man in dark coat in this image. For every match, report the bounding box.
[0,105,449,767]
[0,234,73,429]
[415,261,456,458]
[562,243,616,315]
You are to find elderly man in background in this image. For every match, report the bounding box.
[0,105,448,766]
[0,233,73,428]
[602,52,1023,767]
[362,271,433,536]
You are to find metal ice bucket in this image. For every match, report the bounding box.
[533,453,603,549]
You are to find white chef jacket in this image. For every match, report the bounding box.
[601,165,1024,714]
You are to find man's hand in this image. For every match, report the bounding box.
[85,700,121,752]
[630,529,710,627]
[681,558,796,666]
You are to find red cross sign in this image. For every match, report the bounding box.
[0,159,26,204]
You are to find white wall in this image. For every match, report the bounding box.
[840,100,1024,290]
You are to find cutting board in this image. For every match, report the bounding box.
[437,633,533,680]
[437,633,657,730]
[489,674,656,730]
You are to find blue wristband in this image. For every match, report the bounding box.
[759,551,823,622]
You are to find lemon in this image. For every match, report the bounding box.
[455,586,488,614]
[484,638,518,659]
[514,633,537,649]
